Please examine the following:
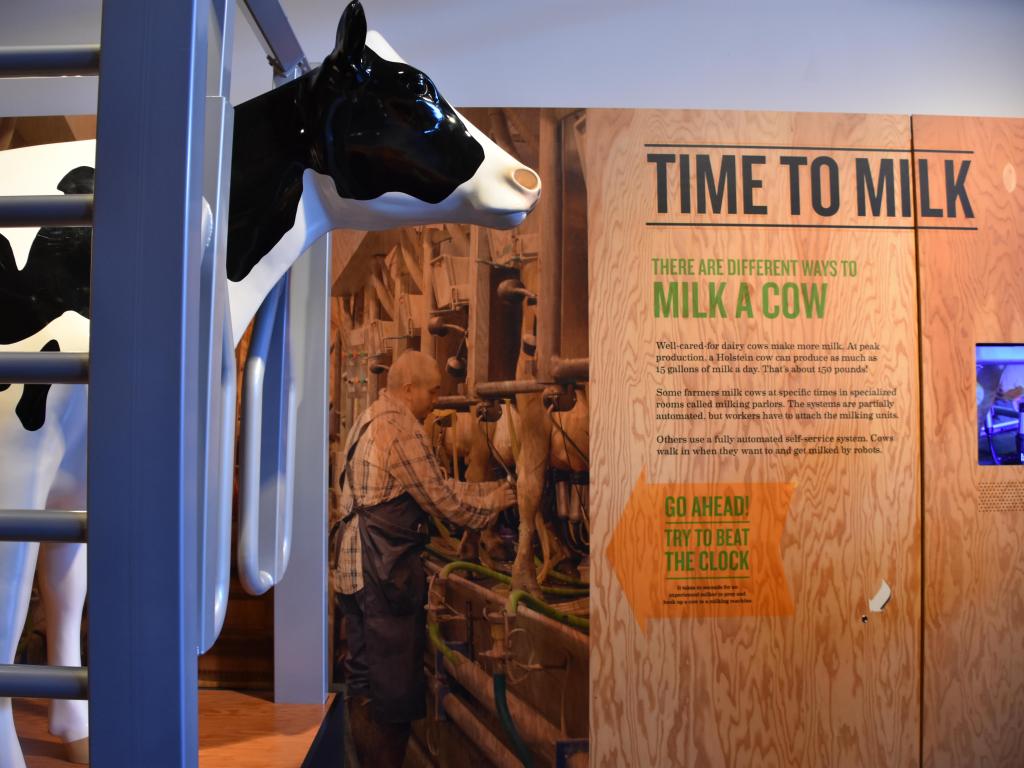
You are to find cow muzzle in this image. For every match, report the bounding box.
[513,167,540,193]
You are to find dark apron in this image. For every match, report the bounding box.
[353,492,430,723]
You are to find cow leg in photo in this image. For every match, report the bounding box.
[542,391,589,582]
[478,526,513,567]
[457,416,511,566]
[510,392,549,597]
[536,517,575,584]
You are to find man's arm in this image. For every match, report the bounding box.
[387,419,513,530]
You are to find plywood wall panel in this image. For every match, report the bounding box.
[587,109,921,766]
[915,115,1024,768]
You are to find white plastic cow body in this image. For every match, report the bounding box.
[0,3,539,764]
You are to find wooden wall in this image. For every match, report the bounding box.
[587,110,922,766]
[0,115,95,150]
[916,116,1024,767]
[7,109,1018,764]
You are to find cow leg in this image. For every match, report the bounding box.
[457,419,493,564]
[510,394,548,597]
[536,517,576,584]
[457,526,510,568]
[511,467,544,597]
[456,530,482,563]
[0,540,40,768]
[0,402,70,768]
[37,543,87,747]
[40,387,89,756]
[458,417,515,567]
[479,526,513,566]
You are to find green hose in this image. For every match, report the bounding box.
[426,544,457,561]
[426,544,590,590]
[430,621,535,768]
[541,584,589,597]
[494,673,535,768]
[431,571,580,767]
[506,589,590,632]
[440,559,504,582]
[438,560,588,598]
[533,557,589,587]
[427,620,461,665]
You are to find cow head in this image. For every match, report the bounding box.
[304,1,541,229]
[227,0,541,293]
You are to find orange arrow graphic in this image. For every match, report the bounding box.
[606,469,795,631]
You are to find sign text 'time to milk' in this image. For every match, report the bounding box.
[645,145,974,227]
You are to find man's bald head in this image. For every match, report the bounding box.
[388,350,441,390]
[387,351,442,421]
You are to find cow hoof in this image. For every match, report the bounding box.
[478,549,497,572]
[554,560,581,581]
[480,549,512,574]
[457,530,481,563]
[479,529,513,564]
[511,573,543,600]
[64,737,89,764]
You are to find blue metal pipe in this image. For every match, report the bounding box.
[0,45,100,77]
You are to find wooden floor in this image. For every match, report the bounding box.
[17,690,333,767]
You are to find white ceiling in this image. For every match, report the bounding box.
[1,0,1023,118]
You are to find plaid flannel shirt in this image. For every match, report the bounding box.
[335,390,503,594]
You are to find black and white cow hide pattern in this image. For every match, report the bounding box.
[0,166,92,431]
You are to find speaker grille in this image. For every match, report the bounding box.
[978,481,1024,512]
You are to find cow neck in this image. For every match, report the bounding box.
[226,73,315,286]
[226,167,333,346]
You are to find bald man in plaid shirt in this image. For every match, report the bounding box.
[336,350,515,767]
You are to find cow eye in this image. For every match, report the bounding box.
[401,69,436,102]
[422,79,439,103]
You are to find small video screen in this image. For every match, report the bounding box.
[977,344,1024,466]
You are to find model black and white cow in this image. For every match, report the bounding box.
[0,2,539,765]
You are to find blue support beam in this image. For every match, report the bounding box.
[88,0,208,765]
[274,238,330,704]
[238,0,308,77]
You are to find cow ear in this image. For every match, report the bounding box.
[333,0,367,67]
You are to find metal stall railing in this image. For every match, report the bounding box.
[0,356,90,702]
[233,0,330,705]
[0,41,99,759]
[86,1,210,764]
[0,0,329,762]
[0,3,210,766]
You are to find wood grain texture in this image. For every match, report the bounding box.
[915,116,1024,768]
[15,699,69,768]
[587,110,921,767]
[197,690,331,768]
[18,691,329,768]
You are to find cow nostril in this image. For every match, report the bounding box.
[513,168,540,191]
